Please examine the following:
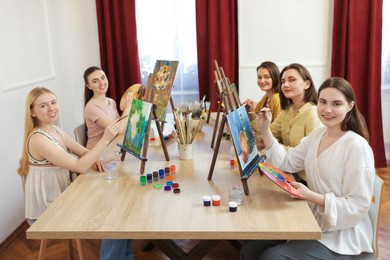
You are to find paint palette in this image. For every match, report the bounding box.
[259,162,303,198]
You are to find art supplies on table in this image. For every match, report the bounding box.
[258,162,303,198]
[172,103,204,145]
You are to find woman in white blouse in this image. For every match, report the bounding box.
[240,77,375,259]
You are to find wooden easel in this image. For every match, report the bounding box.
[117,74,170,174]
[207,61,260,195]
[210,60,241,148]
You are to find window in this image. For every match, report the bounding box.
[135,0,199,106]
[381,0,390,161]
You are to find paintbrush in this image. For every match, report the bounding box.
[115,115,128,123]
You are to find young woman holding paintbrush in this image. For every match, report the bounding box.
[83,66,135,260]
[241,77,374,259]
[84,66,133,149]
[18,87,120,224]
[244,61,282,150]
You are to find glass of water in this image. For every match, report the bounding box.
[229,184,244,205]
[105,162,118,180]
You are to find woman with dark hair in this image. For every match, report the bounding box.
[269,63,322,182]
[241,77,374,259]
[84,66,132,149]
[245,61,282,150]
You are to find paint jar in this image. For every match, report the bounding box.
[105,162,118,180]
[211,195,221,206]
[153,171,159,181]
[178,143,193,160]
[228,184,244,205]
[170,165,176,175]
[229,201,238,212]
[203,195,211,207]
[146,173,153,183]
[158,169,165,179]
[140,175,146,186]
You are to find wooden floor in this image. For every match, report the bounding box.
[0,167,388,260]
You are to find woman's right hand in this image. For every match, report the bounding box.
[243,99,255,112]
[257,107,272,131]
[102,120,121,145]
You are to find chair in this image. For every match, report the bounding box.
[74,123,87,147]
[71,123,87,181]
[22,176,85,260]
[368,174,384,260]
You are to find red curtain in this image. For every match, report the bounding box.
[196,0,238,112]
[95,0,141,105]
[331,0,387,168]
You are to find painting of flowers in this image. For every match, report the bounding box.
[152,60,179,121]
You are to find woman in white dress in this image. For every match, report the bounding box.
[17,87,120,223]
[240,77,375,259]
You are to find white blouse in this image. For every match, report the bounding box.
[264,126,375,255]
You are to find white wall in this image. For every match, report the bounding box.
[238,0,333,101]
[0,0,100,243]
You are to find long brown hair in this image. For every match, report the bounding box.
[318,77,369,141]
[83,66,103,106]
[17,87,56,175]
[279,63,318,110]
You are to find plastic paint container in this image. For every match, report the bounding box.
[203,195,211,207]
[211,195,221,206]
[140,175,146,186]
[158,169,165,179]
[170,165,176,175]
[229,201,238,212]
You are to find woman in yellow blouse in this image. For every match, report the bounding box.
[271,63,323,182]
[246,61,282,149]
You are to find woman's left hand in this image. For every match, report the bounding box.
[93,158,106,172]
[290,181,310,199]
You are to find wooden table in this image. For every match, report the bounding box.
[27,116,321,258]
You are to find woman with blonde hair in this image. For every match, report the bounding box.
[18,87,120,223]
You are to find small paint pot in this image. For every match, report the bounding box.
[172,183,179,188]
[146,173,153,183]
[166,181,173,186]
[229,201,238,212]
[173,188,181,193]
[154,183,162,189]
[203,195,211,207]
[230,159,235,168]
[164,167,170,176]
[158,169,165,179]
[164,185,172,191]
[170,165,176,175]
[166,175,175,181]
[140,175,146,186]
[212,195,221,206]
[153,171,159,181]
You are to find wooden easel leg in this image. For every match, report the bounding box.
[208,115,226,180]
[211,102,222,148]
[241,178,249,195]
[120,148,126,161]
[38,239,47,260]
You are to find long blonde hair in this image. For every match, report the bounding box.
[17,87,56,175]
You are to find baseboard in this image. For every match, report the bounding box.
[0,220,28,255]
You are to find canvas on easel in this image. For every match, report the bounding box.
[226,105,260,179]
[151,60,179,121]
[122,99,153,156]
